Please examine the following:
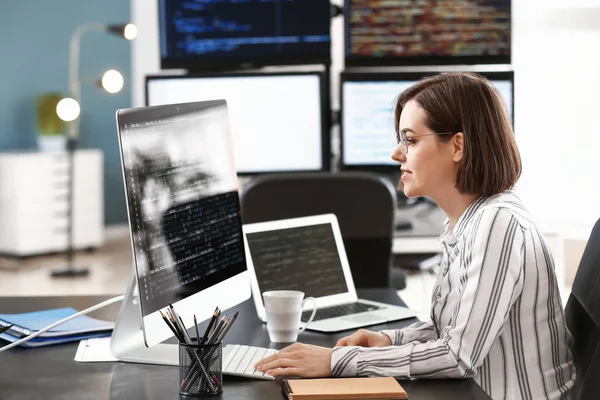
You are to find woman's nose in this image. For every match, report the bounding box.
[391,144,406,163]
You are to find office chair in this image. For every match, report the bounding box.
[240,172,406,290]
[565,217,600,399]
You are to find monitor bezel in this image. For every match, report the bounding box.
[339,70,515,172]
[343,0,511,68]
[242,213,359,323]
[158,0,332,71]
[114,100,252,347]
[145,70,332,176]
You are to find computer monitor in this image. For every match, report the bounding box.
[111,100,250,364]
[344,0,511,67]
[340,71,514,171]
[159,0,331,70]
[146,71,330,174]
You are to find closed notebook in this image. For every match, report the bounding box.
[282,377,407,400]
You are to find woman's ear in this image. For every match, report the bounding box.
[452,132,464,163]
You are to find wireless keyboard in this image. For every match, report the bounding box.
[222,344,278,380]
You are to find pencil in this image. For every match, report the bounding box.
[212,308,222,331]
[216,311,238,343]
[159,309,181,341]
[194,311,239,375]
[185,309,240,392]
[202,311,238,363]
[166,310,183,340]
[177,314,188,341]
[193,314,200,342]
[184,315,228,391]
[206,315,227,345]
[173,309,218,392]
[200,307,219,345]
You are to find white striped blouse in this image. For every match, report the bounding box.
[331,191,575,400]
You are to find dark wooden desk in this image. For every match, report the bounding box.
[0,289,491,400]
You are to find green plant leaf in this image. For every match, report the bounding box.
[0,325,13,335]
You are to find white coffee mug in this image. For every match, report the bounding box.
[262,290,318,343]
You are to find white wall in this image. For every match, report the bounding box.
[512,1,600,239]
[131,0,159,107]
[131,0,600,240]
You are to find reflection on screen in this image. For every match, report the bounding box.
[342,79,513,166]
[246,224,349,298]
[346,0,511,60]
[147,74,324,173]
[118,102,246,316]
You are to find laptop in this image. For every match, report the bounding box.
[242,213,416,332]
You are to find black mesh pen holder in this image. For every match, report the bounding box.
[179,339,223,396]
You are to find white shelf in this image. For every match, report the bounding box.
[0,150,104,256]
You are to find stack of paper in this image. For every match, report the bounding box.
[0,307,114,348]
[74,337,118,362]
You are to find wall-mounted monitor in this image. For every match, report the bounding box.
[340,71,514,171]
[159,0,332,71]
[146,71,330,175]
[344,0,511,67]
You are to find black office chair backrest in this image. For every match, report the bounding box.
[240,172,397,288]
[565,217,600,399]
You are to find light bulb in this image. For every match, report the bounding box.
[56,98,80,122]
[102,69,124,94]
[124,24,137,40]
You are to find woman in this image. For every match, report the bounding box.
[255,72,575,400]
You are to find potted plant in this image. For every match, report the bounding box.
[36,92,67,152]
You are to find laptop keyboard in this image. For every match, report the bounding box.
[301,302,383,322]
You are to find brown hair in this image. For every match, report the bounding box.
[394,72,521,196]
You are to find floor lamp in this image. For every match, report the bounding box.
[52,22,137,278]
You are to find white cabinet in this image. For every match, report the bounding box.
[0,150,104,256]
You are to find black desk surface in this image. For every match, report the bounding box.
[0,289,491,400]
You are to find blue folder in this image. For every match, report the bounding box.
[0,308,114,348]
[0,331,112,348]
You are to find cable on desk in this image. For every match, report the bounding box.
[0,294,124,353]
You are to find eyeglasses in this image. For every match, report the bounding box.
[395,130,457,154]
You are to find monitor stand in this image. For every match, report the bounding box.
[110,277,178,366]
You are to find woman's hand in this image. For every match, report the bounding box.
[335,329,392,347]
[254,343,333,378]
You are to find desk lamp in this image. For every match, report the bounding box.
[53,22,137,278]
